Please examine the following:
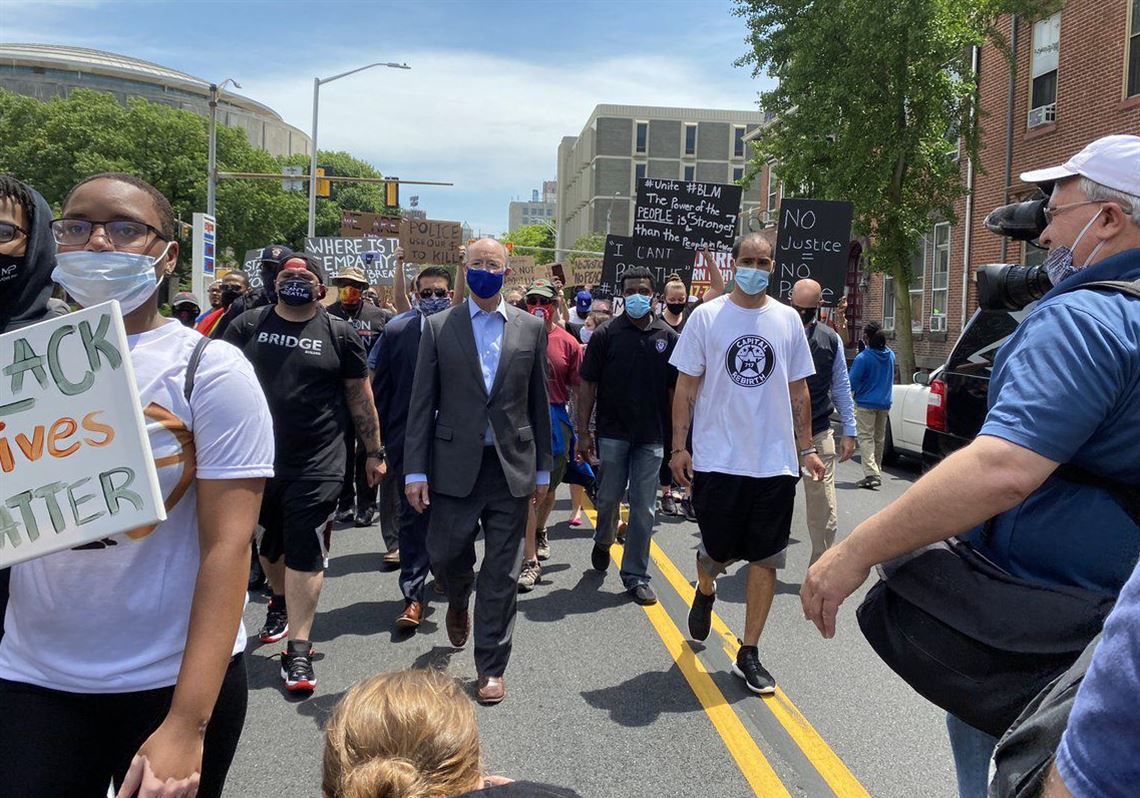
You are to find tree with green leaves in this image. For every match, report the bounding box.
[502,223,557,265]
[734,0,1060,382]
[568,232,606,263]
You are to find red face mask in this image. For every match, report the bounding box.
[340,286,363,305]
[531,306,551,323]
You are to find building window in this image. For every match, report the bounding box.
[1029,13,1060,127]
[1022,241,1047,268]
[684,124,697,156]
[883,275,896,331]
[734,126,746,158]
[635,163,646,181]
[1129,0,1140,97]
[910,242,925,333]
[683,165,695,182]
[931,222,950,321]
[766,165,779,213]
[635,121,648,154]
[733,166,745,182]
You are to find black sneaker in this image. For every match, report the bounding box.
[258,597,288,644]
[688,586,715,641]
[281,639,316,693]
[591,543,611,572]
[334,507,355,524]
[681,497,697,522]
[856,476,881,490]
[732,645,776,695]
[660,495,678,516]
[630,583,658,606]
[354,510,371,527]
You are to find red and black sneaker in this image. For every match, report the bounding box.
[258,597,288,644]
[280,640,316,693]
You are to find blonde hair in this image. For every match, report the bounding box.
[322,670,483,798]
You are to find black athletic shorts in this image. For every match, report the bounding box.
[258,478,340,572]
[690,471,798,570]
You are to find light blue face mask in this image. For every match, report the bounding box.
[624,293,652,319]
[52,243,171,314]
[734,266,770,295]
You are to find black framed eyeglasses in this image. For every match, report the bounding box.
[51,218,168,248]
[0,221,29,244]
[526,295,554,306]
[418,288,449,299]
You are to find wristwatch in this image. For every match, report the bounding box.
[366,447,386,460]
[799,446,819,457]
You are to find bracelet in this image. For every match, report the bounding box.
[366,448,386,459]
[799,446,818,457]
[670,448,687,456]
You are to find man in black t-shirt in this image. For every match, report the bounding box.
[328,266,392,533]
[225,255,386,695]
[577,266,678,607]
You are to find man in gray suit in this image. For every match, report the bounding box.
[404,237,552,704]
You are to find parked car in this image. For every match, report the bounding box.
[882,367,939,465]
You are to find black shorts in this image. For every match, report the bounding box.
[691,471,798,570]
[258,478,340,572]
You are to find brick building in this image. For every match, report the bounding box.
[755,1,1140,370]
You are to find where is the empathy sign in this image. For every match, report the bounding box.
[773,198,854,306]
[632,178,742,253]
[304,237,416,286]
[598,235,699,299]
[399,219,463,267]
[0,303,165,567]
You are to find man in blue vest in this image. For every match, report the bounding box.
[790,279,857,565]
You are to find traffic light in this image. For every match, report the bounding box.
[385,177,399,209]
[316,166,331,199]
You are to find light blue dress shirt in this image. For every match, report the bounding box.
[406,299,548,486]
[829,346,858,438]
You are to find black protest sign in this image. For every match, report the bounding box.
[241,249,265,289]
[598,235,698,300]
[773,198,854,306]
[632,178,742,253]
[304,237,415,286]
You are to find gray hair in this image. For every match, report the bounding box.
[1079,176,1140,226]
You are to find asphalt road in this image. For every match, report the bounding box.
[226,451,956,798]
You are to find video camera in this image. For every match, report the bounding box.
[976,191,1052,310]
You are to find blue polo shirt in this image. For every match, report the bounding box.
[964,247,1140,595]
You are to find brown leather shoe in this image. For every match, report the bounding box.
[445,606,469,647]
[382,548,401,566]
[395,601,422,630]
[476,675,506,705]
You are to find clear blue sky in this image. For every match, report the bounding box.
[3,0,773,235]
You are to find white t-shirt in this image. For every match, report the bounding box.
[669,294,815,478]
[0,321,274,693]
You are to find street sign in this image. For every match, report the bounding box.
[191,213,216,302]
[281,166,304,192]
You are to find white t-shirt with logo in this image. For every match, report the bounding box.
[669,294,815,478]
[0,321,274,693]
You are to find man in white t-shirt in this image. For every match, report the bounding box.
[669,233,826,695]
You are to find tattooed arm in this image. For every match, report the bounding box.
[669,373,701,487]
[344,377,387,485]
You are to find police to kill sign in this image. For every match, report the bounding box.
[632,178,742,252]
[773,198,854,305]
[0,303,165,567]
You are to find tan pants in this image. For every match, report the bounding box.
[855,406,889,479]
[800,428,838,564]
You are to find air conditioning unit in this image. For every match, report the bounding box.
[1027,103,1056,129]
[930,314,947,333]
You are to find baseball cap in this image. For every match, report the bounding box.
[259,244,294,266]
[333,266,369,286]
[525,279,557,299]
[575,289,592,309]
[1020,135,1140,195]
[172,292,200,308]
[280,255,324,283]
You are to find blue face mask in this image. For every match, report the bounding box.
[418,294,451,317]
[466,267,504,299]
[624,293,652,319]
[734,266,770,296]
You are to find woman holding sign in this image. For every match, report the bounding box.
[0,173,274,798]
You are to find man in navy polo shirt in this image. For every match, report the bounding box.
[801,134,1140,798]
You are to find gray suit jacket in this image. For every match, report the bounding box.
[404,300,552,499]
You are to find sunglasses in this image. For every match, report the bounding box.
[418,288,449,299]
[0,221,29,244]
[51,218,168,248]
[526,295,554,306]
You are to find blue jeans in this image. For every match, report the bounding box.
[594,437,662,590]
[946,713,999,798]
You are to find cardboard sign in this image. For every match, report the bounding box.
[507,256,551,286]
[598,235,699,299]
[340,210,401,238]
[568,258,603,287]
[399,219,463,266]
[0,303,166,567]
[773,198,854,305]
[304,237,416,286]
[632,178,742,252]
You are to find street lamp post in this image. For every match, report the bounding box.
[307,61,411,238]
[207,78,241,217]
[605,191,622,235]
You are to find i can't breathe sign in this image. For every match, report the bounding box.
[0,302,165,567]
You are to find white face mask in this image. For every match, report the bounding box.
[580,326,594,343]
[52,243,171,314]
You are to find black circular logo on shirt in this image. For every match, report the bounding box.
[724,335,775,387]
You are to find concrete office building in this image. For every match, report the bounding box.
[508,184,557,232]
[556,104,765,252]
[0,43,311,158]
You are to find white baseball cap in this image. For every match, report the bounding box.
[1020,134,1140,195]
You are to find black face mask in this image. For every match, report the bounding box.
[174,309,198,327]
[0,252,24,284]
[261,268,280,302]
[666,301,687,316]
[279,279,316,306]
[795,306,818,325]
[219,283,243,308]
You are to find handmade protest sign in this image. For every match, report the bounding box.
[304,237,415,286]
[773,198,854,305]
[507,256,550,286]
[690,249,734,298]
[598,235,699,299]
[568,258,602,287]
[632,178,742,253]
[0,303,165,567]
[399,219,463,266]
[340,210,401,238]
[241,249,265,289]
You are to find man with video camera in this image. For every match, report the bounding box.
[800,134,1140,798]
